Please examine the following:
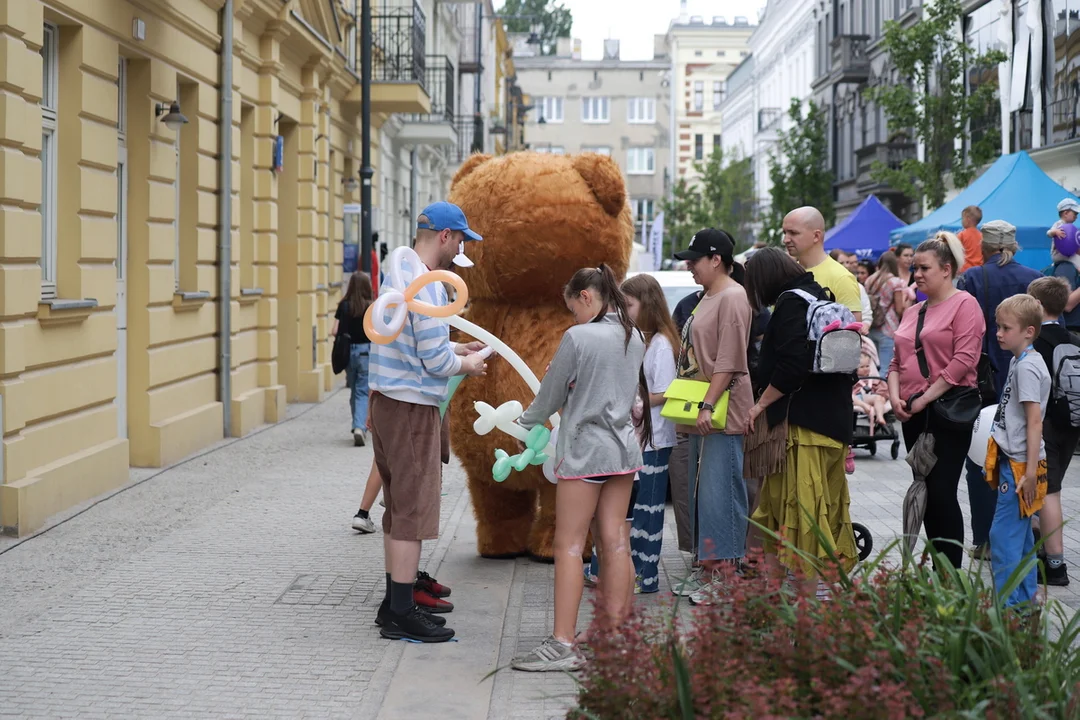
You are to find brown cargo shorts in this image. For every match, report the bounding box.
[370,393,444,541]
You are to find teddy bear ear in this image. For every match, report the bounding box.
[572,154,627,217]
[451,153,493,188]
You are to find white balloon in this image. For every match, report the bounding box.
[968,405,997,467]
[388,246,426,292]
[370,290,408,337]
[473,400,556,456]
[542,426,560,484]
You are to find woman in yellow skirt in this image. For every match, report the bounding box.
[743,248,859,589]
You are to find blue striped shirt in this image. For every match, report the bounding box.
[370,262,462,407]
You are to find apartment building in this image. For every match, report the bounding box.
[664,4,754,182]
[720,0,817,235]
[0,0,517,536]
[514,37,671,241]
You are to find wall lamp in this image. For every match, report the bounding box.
[155,101,189,132]
[343,176,360,193]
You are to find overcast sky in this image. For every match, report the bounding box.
[558,0,768,61]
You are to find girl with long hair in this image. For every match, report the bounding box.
[866,250,909,373]
[332,271,374,446]
[511,265,649,673]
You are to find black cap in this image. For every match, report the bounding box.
[673,228,735,262]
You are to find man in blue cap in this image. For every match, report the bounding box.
[369,202,486,643]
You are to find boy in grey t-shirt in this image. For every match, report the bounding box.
[988,295,1051,607]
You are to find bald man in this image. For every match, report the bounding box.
[782,207,862,323]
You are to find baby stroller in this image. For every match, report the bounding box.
[850,375,902,460]
[850,337,901,460]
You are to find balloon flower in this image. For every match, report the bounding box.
[364,246,559,481]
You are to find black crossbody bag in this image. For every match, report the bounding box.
[913,301,983,431]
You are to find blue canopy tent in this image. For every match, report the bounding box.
[889,151,1080,270]
[824,195,907,260]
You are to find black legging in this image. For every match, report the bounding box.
[901,408,975,569]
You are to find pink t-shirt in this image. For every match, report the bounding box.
[888,291,986,400]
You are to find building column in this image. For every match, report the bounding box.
[252,21,287,420]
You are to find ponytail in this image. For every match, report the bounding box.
[564,264,654,446]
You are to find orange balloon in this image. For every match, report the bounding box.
[407,270,469,317]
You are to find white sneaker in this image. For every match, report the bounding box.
[672,567,704,597]
[511,635,586,672]
[688,576,725,606]
[351,512,376,533]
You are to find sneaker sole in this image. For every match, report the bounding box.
[415,604,453,614]
[379,626,455,643]
[511,658,586,673]
[351,522,376,533]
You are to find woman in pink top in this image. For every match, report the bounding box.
[887,238,986,569]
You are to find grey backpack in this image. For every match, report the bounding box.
[784,288,862,374]
[1051,340,1080,428]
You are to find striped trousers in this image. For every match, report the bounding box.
[630,447,672,593]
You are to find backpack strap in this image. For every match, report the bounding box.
[784,288,817,305]
[913,302,931,382]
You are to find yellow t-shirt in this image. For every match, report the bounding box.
[808,256,862,317]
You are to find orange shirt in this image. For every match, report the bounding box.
[958,226,983,272]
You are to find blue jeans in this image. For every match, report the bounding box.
[989,460,1038,607]
[966,458,998,548]
[688,433,748,562]
[870,328,894,376]
[346,344,370,432]
[630,447,672,593]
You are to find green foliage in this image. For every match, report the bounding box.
[764,98,835,245]
[662,148,757,253]
[862,0,1007,212]
[496,0,572,56]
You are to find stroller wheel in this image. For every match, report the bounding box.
[868,441,877,456]
[852,522,873,561]
[891,440,900,460]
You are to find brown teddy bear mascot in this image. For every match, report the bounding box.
[447,152,633,561]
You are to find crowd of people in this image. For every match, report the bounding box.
[329,196,1080,671]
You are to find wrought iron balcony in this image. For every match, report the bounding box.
[457,9,482,74]
[855,140,915,194]
[452,114,484,163]
[830,35,870,85]
[372,1,427,89]
[398,56,457,145]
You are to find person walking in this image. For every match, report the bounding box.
[369,202,487,643]
[511,265,648,672]
[889,237,986,569]
[669,230,754,604]
[957,220,1042,560]
[332,272,374,446]
[866,251,909,373]
[744,247,859,593]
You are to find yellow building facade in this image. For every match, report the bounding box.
[0,0,440,535]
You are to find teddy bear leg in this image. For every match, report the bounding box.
[467,472,535,559]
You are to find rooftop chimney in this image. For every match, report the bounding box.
[678,0,689,23]
[734,15,749,25]
[603,38,620,60]
[712,16,727,25]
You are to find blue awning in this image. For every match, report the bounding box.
[823,194,907,260]
[889,151,1079,270]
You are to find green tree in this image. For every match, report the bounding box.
[662,148,757,253]
[764,99,834,244]
[862,0,1006,211]
[497,0,572,56]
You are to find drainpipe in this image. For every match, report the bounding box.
[474,2,483,151]
[410,148,418,222]
[360,0,373,274]
[218,0,234,436]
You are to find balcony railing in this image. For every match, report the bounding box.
[757,107,781,131]
[403,56,455,123]
[855,140,916,193]
[830,34,870,85]
[372,1,427,88]
[457,8,482,73]
[452,114,484,163]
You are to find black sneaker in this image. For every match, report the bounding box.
[379,605,455,643]
[374,600,446,627]
[1047,563,1071,587]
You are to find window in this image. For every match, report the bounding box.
[716,50,726,57]
[346,25,357,70]
[713,133,722,151]
[581,96,609,122]
[627,97,656,123]
[581,145,612,155]
[627,147,655,174]
[694,50,703,57]
[40,23,58,297]
[694,134,704,160]
[632,199,655,234]
[693,81,704,111]
[713,81,725,109]
[538,96,563,123]
[740,51,749,57]
[535,145,565,154]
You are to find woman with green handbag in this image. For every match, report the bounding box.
[743,248,859,594]
[666,229,755,605]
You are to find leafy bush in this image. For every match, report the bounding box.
[571,545,1080,720]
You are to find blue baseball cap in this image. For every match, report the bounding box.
[417,201,482,242]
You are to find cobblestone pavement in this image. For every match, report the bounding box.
[1,391,1079,719]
